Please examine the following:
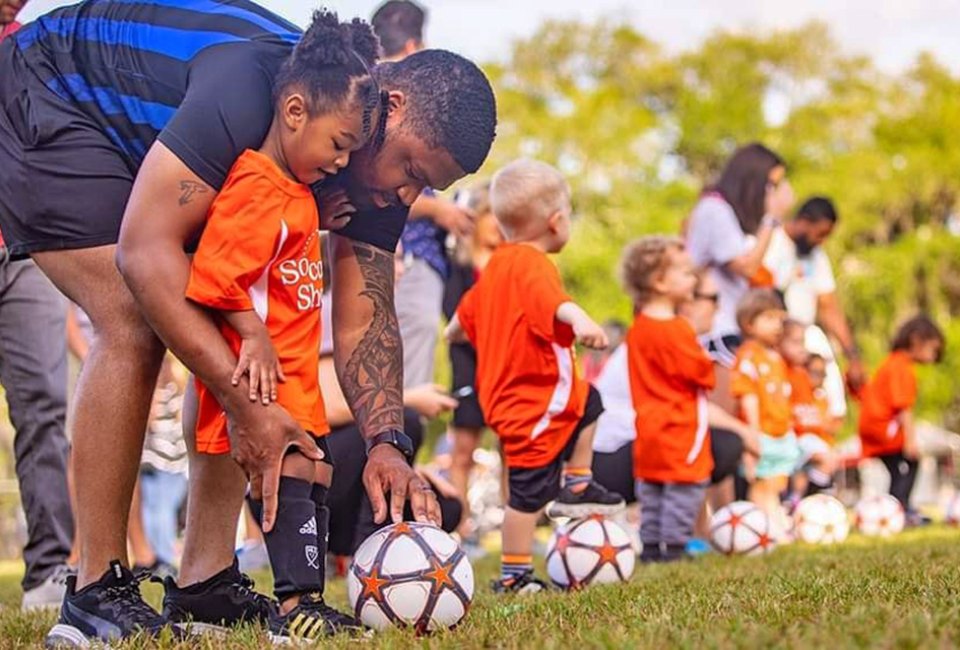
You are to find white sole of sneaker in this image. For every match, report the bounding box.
[45,624,91,649]
[181,621,232,637]
[545,501,626,519]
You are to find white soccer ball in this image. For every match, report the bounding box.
[792,495,850,545]
[945,493,960,525]
[854,495,905,537]
[709,501,776,556]
[347,522,474,632]
[545,516,635,589]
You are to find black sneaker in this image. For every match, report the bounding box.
[162,559,275,636]
[45,560,182,648]
[268,592,360,643]
[133,560,177,582]
[546,481,626,518]
[491,571,551,595]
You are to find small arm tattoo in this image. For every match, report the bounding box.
[179,180,209,206]
[340,242,404,436]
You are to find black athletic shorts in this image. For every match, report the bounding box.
[705,333,743,369]
[508,385,605,513]
[0,43,135,259]
[709,428,744,485]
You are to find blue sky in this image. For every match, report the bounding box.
[17,0,960,73]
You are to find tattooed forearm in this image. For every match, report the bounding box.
[336,242,404,437]
[178,180,209,206]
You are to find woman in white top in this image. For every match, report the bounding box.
[684,143,795,370]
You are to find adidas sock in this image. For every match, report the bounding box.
[254,476,323,601]
[310,484,330,597]
[563,467,592,493]
[500,554,533,581]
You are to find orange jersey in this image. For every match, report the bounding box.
[788,366,833,445]
[456,244,588,469]
[731,340,792,437]
[186,150,328,454]
[858,351,916,458]
[627,314,716,483]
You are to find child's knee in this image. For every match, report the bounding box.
[281,450,317,482]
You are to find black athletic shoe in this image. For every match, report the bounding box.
[546,481,626,518]
[162,559,275,636]
[268,592,360,643]
[45,560,182,648]
[491,571,551,595]
[133,560,177,582]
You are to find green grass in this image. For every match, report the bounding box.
[3,527,960,649]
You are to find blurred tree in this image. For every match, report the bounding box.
[463,19,959,427]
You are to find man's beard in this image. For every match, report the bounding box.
[794,234,815,256]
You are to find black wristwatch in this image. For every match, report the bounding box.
[365,429,414,460]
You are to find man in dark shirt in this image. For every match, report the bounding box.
[0,1,496,643]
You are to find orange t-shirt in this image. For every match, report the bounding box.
[186,149,329,454]
[627,314,716,483]
[858,351,917,458]
[788,366,833,445]
[731,340,792,437]
[456,244,588,469]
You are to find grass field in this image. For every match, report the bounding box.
[2,527,959,649]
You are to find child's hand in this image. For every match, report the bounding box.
[573,316,609,350]
[903,437,919,461]
[316,187,356,231]
[232,330,286,405]
[740,426,762,458]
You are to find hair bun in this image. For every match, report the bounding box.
[295,9,356,68]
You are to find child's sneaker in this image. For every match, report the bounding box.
[45,561,184,647]
[684,538,712,556]
[547,482,625,518]
[268,592,360,643]
[490,571,550,595]
[162,559,275,636]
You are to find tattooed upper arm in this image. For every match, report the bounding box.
[179,180,210,206]
[332,239,404,437]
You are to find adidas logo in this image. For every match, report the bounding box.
[300,516,317,536]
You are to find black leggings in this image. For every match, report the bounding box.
[878,452,919,509]
[592,428,745,503]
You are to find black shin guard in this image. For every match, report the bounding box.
[254,477,323,601]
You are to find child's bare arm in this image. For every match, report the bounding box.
[899,408,918,459]
[222,310,286,405]
[445,314,468,343]
[556,302,609,349]
[708,402,760,457]
[739,394,762,432]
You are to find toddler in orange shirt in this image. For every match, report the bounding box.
[858,315,944,516]
[446,159,623,593]
[730,289,798,540]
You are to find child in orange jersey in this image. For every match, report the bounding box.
[858,315,944,518]
[183,11,383,639]
[781,320,837,501]
[730,289,798,541]
[619,237,716,562]
[446,159,624,593]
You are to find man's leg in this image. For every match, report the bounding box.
[395,258,443,388]
[32,246,166,589]
[0,259,73,591]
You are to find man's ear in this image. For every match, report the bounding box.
[282,93,308,130]
[386,90,407,125]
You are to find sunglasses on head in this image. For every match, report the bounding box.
[694,292,720,304]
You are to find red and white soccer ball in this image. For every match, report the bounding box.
[709,501,776,556]
[945,493,960,525]
[347,522,474,633]
[854,495,905,537]
[792,495,850,545]
[545,516,635,589]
